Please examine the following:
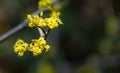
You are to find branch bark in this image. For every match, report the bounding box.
[0,8,46,42]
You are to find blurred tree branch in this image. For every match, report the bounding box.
[0,0,59,42]
[0,8,46,42]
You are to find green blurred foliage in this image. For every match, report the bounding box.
[76,66,100,73]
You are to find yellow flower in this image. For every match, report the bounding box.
[44,45,50,52]
[27,12,47,28]
[50,11,63,24]
[13,0,63,57]
[45,17,58,29]
[40,11,43,16]
[29,37,50,56]
[38,0,52,10]
[28,11,63,29]
[14,39,28,56]
[30,45,42,56]
[45,11,63,29]
[50,11,61,17]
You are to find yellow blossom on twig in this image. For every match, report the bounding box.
[27,12,47,28]
[13,0,63,57]
[28,11,63,29]
[29,37,50,56]
[38,0,53,10]
[45,11,63,29]
[14,39,28,56]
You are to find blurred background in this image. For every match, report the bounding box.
[0,0,120,73]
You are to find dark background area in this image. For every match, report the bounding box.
[0,0,120,73]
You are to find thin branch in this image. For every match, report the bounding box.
[0,0,58,42]
[0,8,46,42]
[46,28,51,37]
[40,27,47,37]
[37,27,45,37]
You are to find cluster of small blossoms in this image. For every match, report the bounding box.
[38,0,52,10]
[14,37,50,56]
[28,0,63,29]
[28,11,63,29]
[27,12,46,28]
[14,0,63,56]
[29,37,50,56]
[14,39,28,56]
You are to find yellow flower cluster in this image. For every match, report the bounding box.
[28,0,63,29]
[29,37,50,56]
[14,39,28,56]
[38,0,52,10]
[46,11,63,29]
[27,12,46,28]
[28,11,63,29]
[14,37,50,56]
[14,0,63,57]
